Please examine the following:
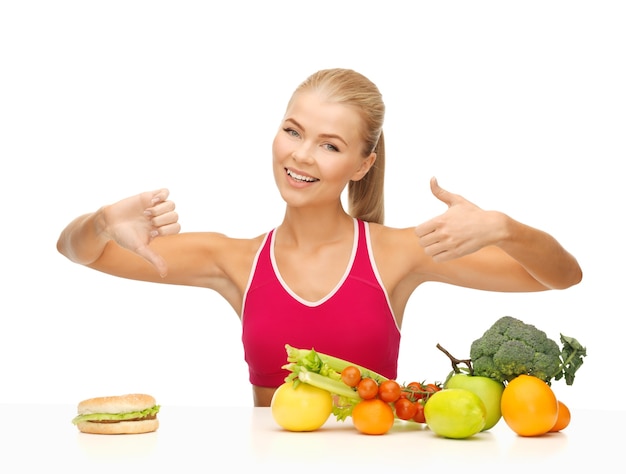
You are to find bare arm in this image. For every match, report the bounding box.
[414,177,582,290]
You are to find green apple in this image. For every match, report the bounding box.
[424,388,486,439]
[445,373,505,431]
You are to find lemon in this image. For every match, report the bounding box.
[424,388,486,439]
[271,381,333,431]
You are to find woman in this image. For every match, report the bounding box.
[57,68,582,406]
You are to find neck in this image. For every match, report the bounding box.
[278,205,354,246]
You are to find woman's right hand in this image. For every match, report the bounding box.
[100,189,181,276]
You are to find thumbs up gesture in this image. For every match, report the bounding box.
[414,177,504,262]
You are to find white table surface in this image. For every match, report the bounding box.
[2,404,619,472]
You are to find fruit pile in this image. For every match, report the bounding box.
[340,366,442,435]
[271,344,573,439]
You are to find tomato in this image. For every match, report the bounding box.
[549,400,571,432]
[341,366,362,388]
[271,381,333,432]
[351,398,395,435]
[500,375,558,437]
[404,381,441,402]
[405,381,422,395]
[423,383,442,395]
[394,398,418,420]
[378,380,402,403]
[412,401,426,423]
[357,377,379,400]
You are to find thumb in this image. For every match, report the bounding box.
[429,176,459,208]
[136,245,169,278]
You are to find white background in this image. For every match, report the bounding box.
[1,1,624,410]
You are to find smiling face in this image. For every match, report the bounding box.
[272,91,376,210]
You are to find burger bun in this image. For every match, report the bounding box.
[76,418,159,435]
[74,393,159,435]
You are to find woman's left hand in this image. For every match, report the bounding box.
[414,177,506,262]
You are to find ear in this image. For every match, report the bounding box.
[351,152,377,181]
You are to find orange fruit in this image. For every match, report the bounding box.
[351,398,395,435]
[500,374,558,437]
[549,400,571,432]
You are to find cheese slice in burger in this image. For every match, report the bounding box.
[72,393,160,434]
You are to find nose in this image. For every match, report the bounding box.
[292,141,315,164]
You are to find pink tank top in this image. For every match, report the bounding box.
[241,219,401,388]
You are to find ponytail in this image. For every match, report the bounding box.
[348,131,385,224]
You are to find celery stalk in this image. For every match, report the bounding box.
[296,368,362,401]
[284,344,389,383]
[282,345,392,422]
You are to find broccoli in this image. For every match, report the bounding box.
[469,316,587,385]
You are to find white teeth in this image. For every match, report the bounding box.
[286,169,318,182]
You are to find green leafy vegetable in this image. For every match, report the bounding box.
[469,316,586,385]
[71,405,160,424]
[558,334,587,385]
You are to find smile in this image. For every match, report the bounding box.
[285,168,319,183]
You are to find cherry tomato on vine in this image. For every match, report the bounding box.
[378,380,402,403]
[340,366,362,388]
[405,382,425,400]
[357,377,379,400]
[394,398,418,420]
[412,401,426,423]
[424,383,442,394]
[405,381,441,402]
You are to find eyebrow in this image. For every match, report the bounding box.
[284,118,349,147]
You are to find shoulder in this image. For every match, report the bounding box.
[363,222,433,304]
[366,222,422,250]
[364,222,428,269]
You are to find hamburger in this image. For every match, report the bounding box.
[72,393,160,434]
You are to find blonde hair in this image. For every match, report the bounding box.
[291,68,386,224]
